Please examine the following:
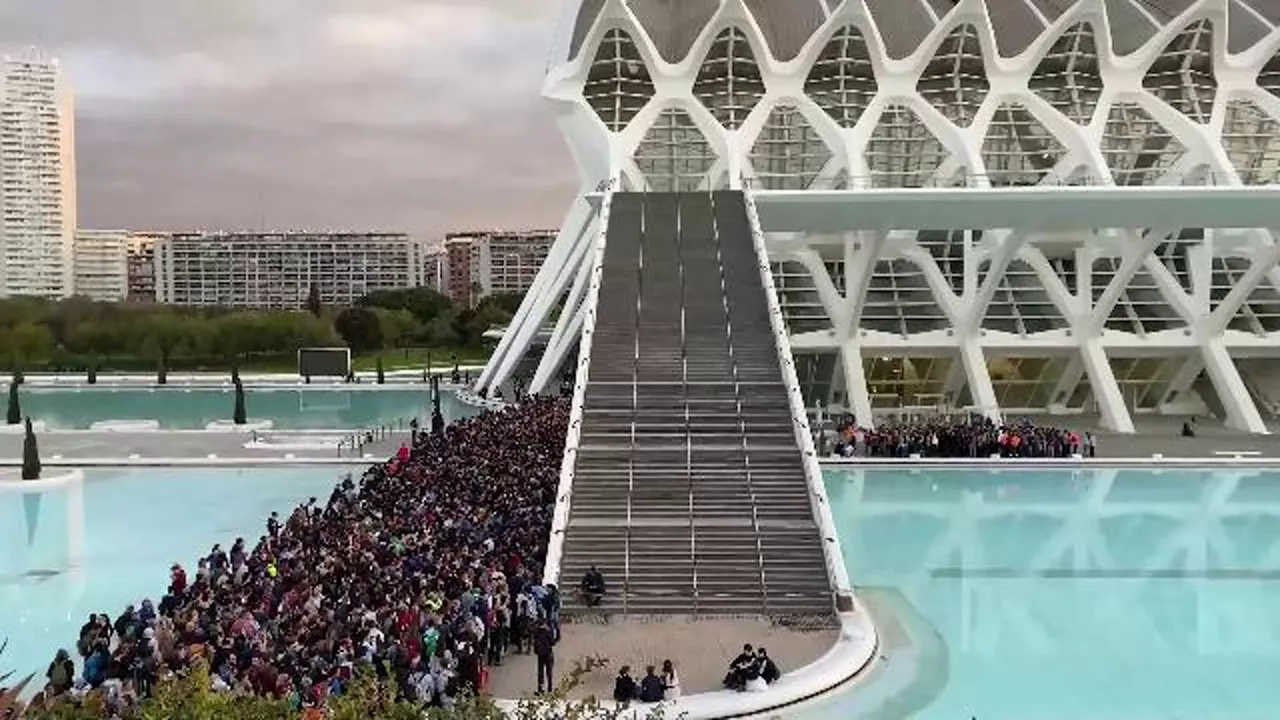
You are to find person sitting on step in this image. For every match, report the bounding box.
[722,644,756,691]
[579,565,606,607]
[756,647,781,685]
[638,665,666,703]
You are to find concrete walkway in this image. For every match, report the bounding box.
[487,616,837,702]
[0,429,414,464]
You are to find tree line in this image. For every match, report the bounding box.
[0,287,524,371]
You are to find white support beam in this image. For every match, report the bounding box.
[958,341,1001,424]
[530,236,598,392]
[965,229,1029,333]
[476,195,595,391]
[792,247,849,332]
[839,341,875,429]
[1200,339,1269,434]
[1161,356,1204,409]
[1079,339,1135,434]
[480,200,597,394]
[845,231,887,335]
[1088,227,1176,335]
[1047,355,1084,413]
[1207,235,1280,335]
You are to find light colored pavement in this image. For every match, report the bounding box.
[0,429,413,464]
[487,616,838,701]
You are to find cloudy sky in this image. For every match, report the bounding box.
[0,0,578,239]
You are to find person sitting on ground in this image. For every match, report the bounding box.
[580,565,607,607]
[1182,418,1196,437]
[46,649,75,696]
[756,647,781,684]
[613,665,638,704]
[661,659,681,700]
[723,644,755,691]
[638,665,665,703]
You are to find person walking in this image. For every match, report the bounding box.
[533,619,555,694]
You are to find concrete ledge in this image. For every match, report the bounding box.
[0,467,84,494]
[89,419,161,432]
[820,457,1280,467]
[0,420,46,434]
[0,457,366,467]
[450,384,509,411]
[494,607,877,720]
[204,419,274,432]
[243,435,344,450]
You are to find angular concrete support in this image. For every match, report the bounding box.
[530,237,598,393]
[1199,339,1268,434]
[958,341,1001,424]
[839,342,874,429]
[1079,339,1134,434]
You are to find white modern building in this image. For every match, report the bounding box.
[153,231,427,309]
[477,0,1280,435]
[72,229,129,301]
[0,52,76,298]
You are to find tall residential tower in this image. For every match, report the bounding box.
[0,52,76,298]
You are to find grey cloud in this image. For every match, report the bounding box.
[1,0,578,239]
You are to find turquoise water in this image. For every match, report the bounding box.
[801,467,1280,719]
[0,466,359,682]
[16,387,473,430]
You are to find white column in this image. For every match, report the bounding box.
[1199,339,1268,434]
[1079,339,1134,433]
[1047,355,1084,414]
[958,341,1001,424]
[66,473,84,568]
[475,194,594,391]
[530,301,589,394]
[839,341,874,428]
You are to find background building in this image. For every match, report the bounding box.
[72,229,128,301]
[126,232,161,302]
[443,229,555,306]
[153,231,426,309]
[479,0,1280,435]
[0,52,76,298]
[423,246,448,293]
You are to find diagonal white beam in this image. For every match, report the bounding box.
[1208,232,1280,335]
[1200,338,1269,434]
[839,340,875,428]
[965,229,1030,334]
[1088,227,1178,336]
[844,231,887,336]
[530,243,597,393]
[1079,338,1135,434]
[792,246,850,334]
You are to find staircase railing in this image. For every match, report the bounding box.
[543,178,617,586]
[739,179,854,609]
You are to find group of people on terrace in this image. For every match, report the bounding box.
[830,415,1096,459]
[25,396,571,716]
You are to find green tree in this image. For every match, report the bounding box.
[374,307,420,349]
[5,382,18,426]
[21,417,40,480]
[334,307,384,353]
[6,322,54,364]
[306,284,322,317]
[157,349,168,385]
[233,379,247,425]
[358,287,452,325]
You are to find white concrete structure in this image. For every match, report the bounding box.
[0,52,76,298]
[479,0,1280,436]
[154,232,428,309]
[73,229,129,301]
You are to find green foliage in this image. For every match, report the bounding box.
[334,307,384,353]
[358,287,452,326]
[233,379,247,425]
[22,417,40,480]
[5,382,18,425]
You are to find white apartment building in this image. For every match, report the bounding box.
[444,230,555,306]
[154,231,428,309]
[0,53,76,298]
[72,229,128,301]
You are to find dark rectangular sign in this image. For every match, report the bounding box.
[298,347,350,377]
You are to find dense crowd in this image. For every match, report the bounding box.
[27,396,570,716]
[830,415,1095,459]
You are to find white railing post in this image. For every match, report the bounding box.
[739,179,854,606]
[543,181,616,586]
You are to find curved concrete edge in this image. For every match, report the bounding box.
[449,385,510,411]
[243,437,344,451]
[0,467,85,494]
[89,419,161,432]
[204,419,275,432]
[20,369,489,389]
[0,458,368,467]
[0,420,47,434]
[493,606,878,720]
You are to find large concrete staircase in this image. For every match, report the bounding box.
[559,191,832,619]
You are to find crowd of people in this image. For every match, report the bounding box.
[23,396,572,716]
[830,415,1096,459]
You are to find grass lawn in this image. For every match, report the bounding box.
[350,347,492,372]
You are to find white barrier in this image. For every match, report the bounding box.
[0,420,46,435]
[543,180,615,586]
[741,188,855,604]
[204,419,274,432]
[89,419,161,432]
